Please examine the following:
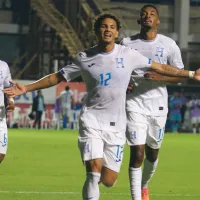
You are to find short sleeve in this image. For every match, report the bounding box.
[129,48,152,70]
[168,42,184,69]
[3,62,12,88]
[60,62,81,82]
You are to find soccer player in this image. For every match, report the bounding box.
[189,95,200,133]
[32,90,46,129]
[59,86,74,128]
[169,92,182,133]
[121,4,185,200]
[0,60,15,164]
[3,13,200,200]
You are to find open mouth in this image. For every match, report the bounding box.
[103,33,112,38]
[144,19,152,24]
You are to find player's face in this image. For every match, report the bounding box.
[139,7,160,29]
[96,18,119,44]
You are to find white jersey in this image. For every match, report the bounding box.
[60,44,151,131]
[121,34,184,116]
[59,90,73,109]
[0,60,12,107]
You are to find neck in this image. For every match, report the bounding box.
[139,28,157,40]
[97,42,115,53]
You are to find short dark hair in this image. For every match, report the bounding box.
[65,86,70,91]
[93,13,121,34]
[140,4,159,16]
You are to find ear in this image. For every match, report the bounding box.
[157,19,160,25]
[115,30,119,39]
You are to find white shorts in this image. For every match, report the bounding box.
[0,120,8,154]
[191,116,200,124]
[126,112,167,149]
[61,107,71,117]
[78,127,126,173]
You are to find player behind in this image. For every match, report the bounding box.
[3,13,200,200]
[169,92,182,133]
[59,86,74,128]
[121,4,185,200]
[0,61,15,164]
[189,95,200,133]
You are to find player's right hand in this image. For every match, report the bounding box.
[3,81,27,98]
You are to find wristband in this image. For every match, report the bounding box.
[9,98,14,103]
[189,71,195,79]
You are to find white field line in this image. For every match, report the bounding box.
[0,191,200,197]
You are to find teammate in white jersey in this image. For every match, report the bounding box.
[121,5,185,200]
[3,13,200,200]
[0,60,15,164]
[59,86,74,128]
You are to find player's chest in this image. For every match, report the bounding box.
[132,44,169,64]
[80,56,132,87]
[81,56,131,77]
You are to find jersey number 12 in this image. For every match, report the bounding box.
[99,72,111,86]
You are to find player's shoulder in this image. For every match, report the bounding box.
[0,60,9,68]
[157,34,176,46]
[121,33,140,45]
[76,45,98,59]
[116,43,132,54]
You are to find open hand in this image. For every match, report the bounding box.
[3,81,27,98]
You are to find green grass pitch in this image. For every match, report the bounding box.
[0,129,200,200]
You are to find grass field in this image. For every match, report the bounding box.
[0,129,200,200]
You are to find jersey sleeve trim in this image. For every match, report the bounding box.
[59,69,72,82]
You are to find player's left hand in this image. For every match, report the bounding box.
[193,69,200,81]
[144,71,163,81]
[6,100,15,112]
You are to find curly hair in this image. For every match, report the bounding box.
[93,13,121,34]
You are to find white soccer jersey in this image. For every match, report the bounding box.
[0,60,12,107]
[59,90,73,109]
[121,34,184,116]
[60,44,151,131]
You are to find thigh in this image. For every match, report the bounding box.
[146,115,167,149]
[126,111,148,146]
[103,144,124,173]
[101,129,126,173]
[0,121,8,154]
[78,127,104,162]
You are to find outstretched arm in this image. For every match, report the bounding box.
[3,72,65,98]
[144,71,184,83]
[150,61,199,80]
[25,72,64,92]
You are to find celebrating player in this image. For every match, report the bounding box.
[121,4,185,200]
[0,61,15,164]
[3,13,200,200]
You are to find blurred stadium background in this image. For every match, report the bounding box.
[0,1,200,199]
[0,0,200,132]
